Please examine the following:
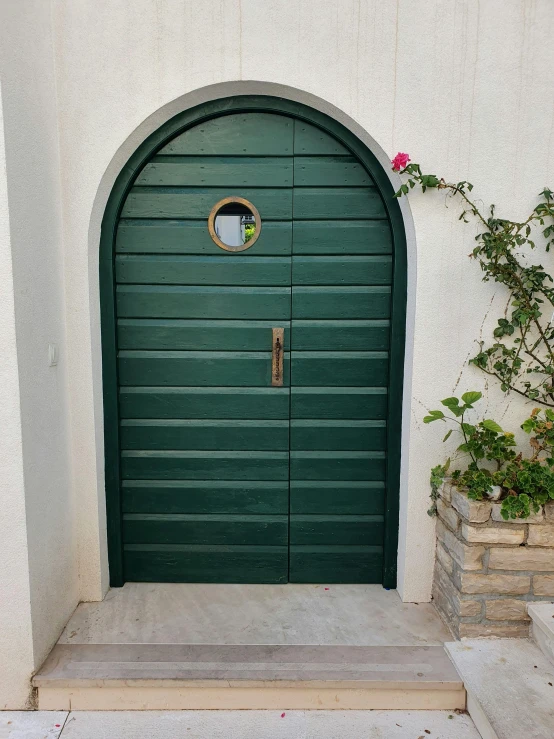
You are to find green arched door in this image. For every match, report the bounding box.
[101,98,406,586]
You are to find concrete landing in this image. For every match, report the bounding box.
[57,583,451,646]
[33,644,465,710]
[0,710,481,738]
[447,639,554,739]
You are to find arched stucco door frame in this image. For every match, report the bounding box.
[90,82,416,597]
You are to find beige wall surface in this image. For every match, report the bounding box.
[0,0,78,709]
[52,0,553,603]
[1,0,553,708]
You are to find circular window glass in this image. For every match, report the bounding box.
[208,197,261,252]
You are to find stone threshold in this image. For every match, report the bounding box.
[33,644,465,711]
[447,639,554,739]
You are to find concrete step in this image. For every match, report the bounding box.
[529,602,554,667]
[33,644,465,711]
[447,639,554,739]
[5,709,481,738]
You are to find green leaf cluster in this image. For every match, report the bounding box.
[395,162,554,406]
[424,393,554,519]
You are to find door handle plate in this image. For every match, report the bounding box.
[271,328,284,387]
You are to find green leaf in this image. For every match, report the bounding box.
[461,391,482,405]
[423,410,445,423]
[441,397,460,409]
[482,419,503,433]
[443,429,453,442]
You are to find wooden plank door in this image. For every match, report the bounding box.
[115,113,293,582]
[289,123,393,582]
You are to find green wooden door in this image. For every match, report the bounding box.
[289,123,391,583]
[104,102,403,585]
[116,113,293,583]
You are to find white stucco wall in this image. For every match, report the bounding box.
[51,0,554,603]
[0,1,77,708]
[1,0,554,706]
[0,83,36,710]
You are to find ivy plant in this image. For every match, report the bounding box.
[392,154,554,407]
[424,392,554,519]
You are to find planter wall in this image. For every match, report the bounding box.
[433,483,554,638]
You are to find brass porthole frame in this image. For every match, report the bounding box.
[208,196,262,252]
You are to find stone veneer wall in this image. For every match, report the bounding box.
[433,484,554,638]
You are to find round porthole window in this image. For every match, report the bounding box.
[208,197,261,252]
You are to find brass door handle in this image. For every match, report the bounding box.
[271,328,284,387]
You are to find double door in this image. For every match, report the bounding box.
[114,111,393,583]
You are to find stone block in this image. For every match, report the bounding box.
[485,599,530,621]
[461,522,524,545]
[440,482,453,504]
[436,541,453,576]
[451,489,491,523]
[527,525,554,547]
[492,503,543,523]
[460,573,530,595]
[533,575,554,596]
[432,566,458,631]
[436,498,460,532]
[545,501,554,522]
[489,547,554,572]
[458,622,530,638]
[433,561,482,619]
[436,520,485,571]
[460,599,483,618]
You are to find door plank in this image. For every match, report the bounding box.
[116,255,291,286]
[159,113,294,156]
[289,546,383,583]
[291,351,388,387]
[292,256,392,286]
[120,419,290,451]
[290,515,384,545]
[119,387,291,420]
[122,187,293,220]
[122,480,289,514]
[123,514,288,546]
[293,188,385,220]
[290,420,386,451]
[290,387,388,419]
[118,350,290,387]
[124,545,288,584]
[294,156,372,186]
[117,286,292,320]
[292,287,390,319]
[294,122,350,155]
[118,320,291,351]
[290,320,389,351]
[121,451,290,480]
[293,221,392,255]
[290,481,385,515]
[290,451,386,481]
[137,156,293,187]
[117,220,292,256]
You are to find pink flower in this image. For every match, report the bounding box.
[392,152,410,171]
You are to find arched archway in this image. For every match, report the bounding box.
[100,95,408,588]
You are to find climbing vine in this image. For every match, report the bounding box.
[391,153,554,407]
